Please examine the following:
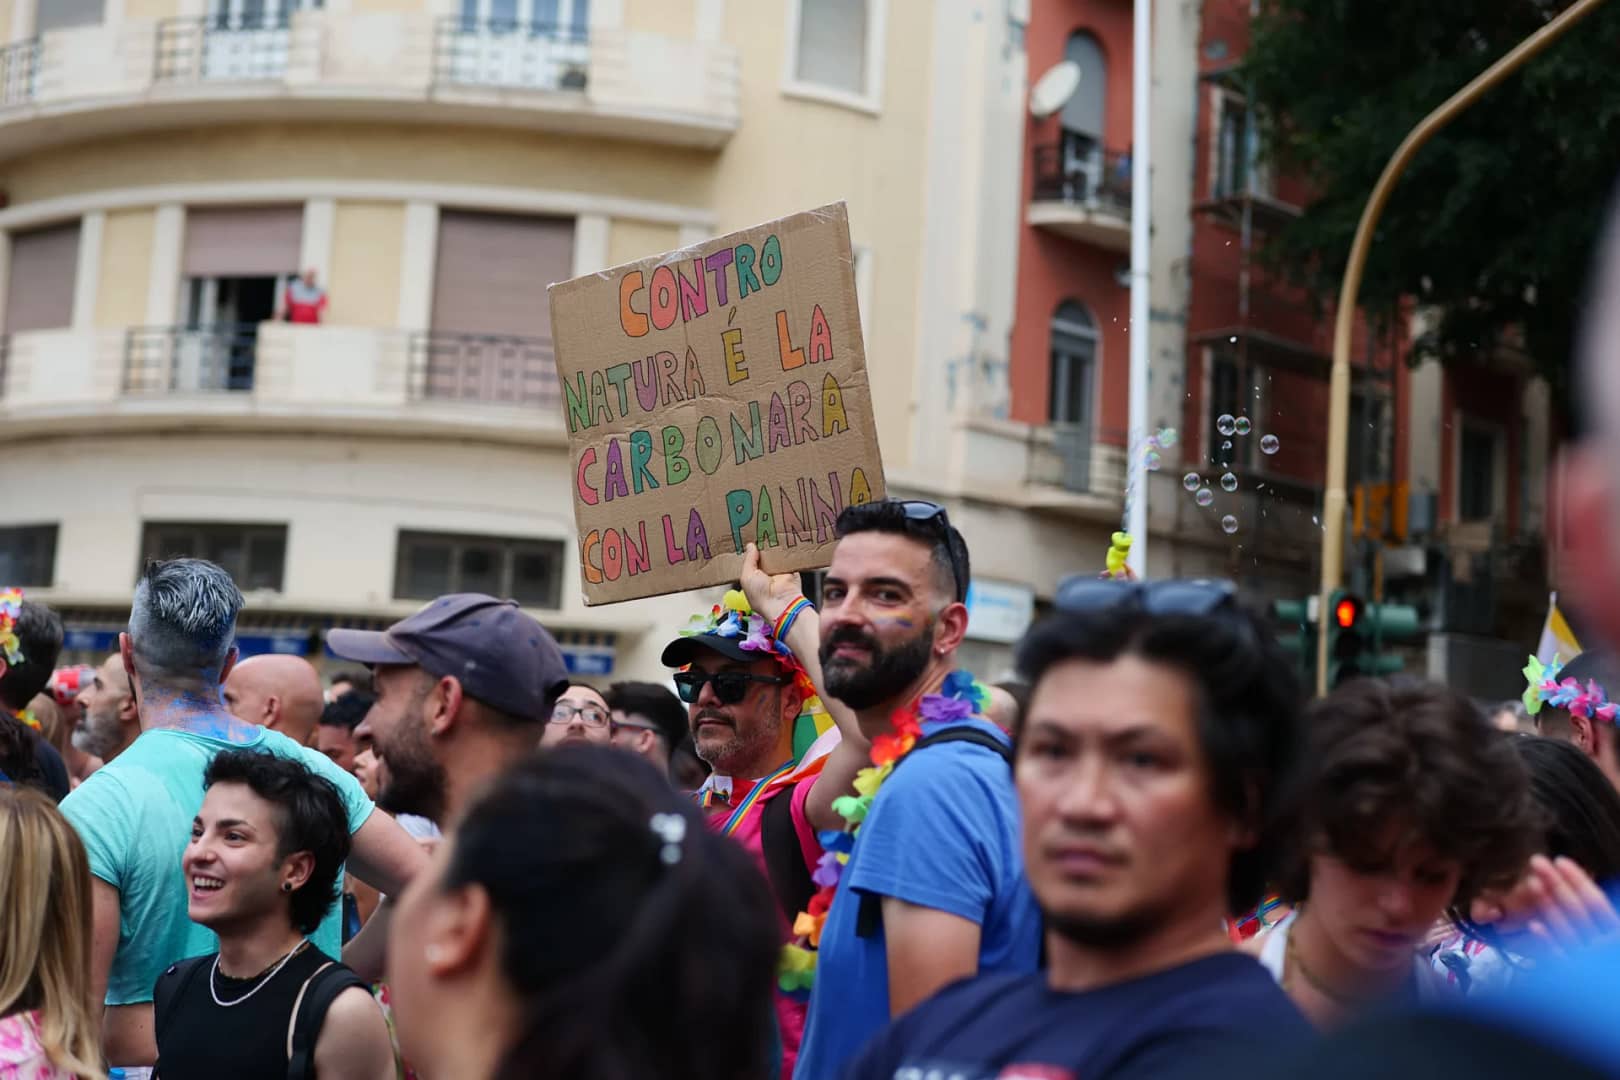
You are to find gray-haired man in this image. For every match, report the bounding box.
[60,558,426,1068]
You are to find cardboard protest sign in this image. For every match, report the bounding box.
[549,202,886,605]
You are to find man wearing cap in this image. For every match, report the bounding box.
[660,546,871,1079]
[57,559,427,1068]
[331,593,570,828]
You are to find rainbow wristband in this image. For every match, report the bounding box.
[774,596,813,643]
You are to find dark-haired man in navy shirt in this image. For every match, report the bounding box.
[842,583,1313,1079]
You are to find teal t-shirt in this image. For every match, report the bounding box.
[60,725,375,1005]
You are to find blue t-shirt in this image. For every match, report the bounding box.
[842,953,1310,1080]
[60,724,375,1005]
[796,718,1041,1079]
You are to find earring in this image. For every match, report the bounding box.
[281,882,293,893]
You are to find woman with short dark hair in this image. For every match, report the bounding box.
[1248,678,1542,1027]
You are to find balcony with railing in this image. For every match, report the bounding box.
[1027,141,1133,252]
[0,323,567,444]
[0,10,739,159]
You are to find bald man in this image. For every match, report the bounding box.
[223,654,326,746]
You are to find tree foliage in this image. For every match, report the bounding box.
[1243,0,1620,398]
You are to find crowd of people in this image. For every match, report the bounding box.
[7,202,1620,1080]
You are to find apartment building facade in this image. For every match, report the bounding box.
[0,0,1095,681]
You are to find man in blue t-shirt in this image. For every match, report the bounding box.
[796,500,1042,1078]
[842,578,1313,1080]
[59,558,428,1070]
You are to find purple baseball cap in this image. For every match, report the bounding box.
[326,594,569,722]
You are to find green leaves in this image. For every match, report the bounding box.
[1243,0,1620,398]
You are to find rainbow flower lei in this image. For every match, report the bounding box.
[1523,654,1618,722]
[778,670,988,994]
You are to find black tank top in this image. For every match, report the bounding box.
[154,943,344,1080]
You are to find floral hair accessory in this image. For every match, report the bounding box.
[1524,654,1619,723]
[677,589,776,655]
[0,587,24,669]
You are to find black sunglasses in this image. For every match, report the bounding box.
[673,669,788,705]
[1054,576,1238,616]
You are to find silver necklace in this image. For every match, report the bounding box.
[209,940,307,1008]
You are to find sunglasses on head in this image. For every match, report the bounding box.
[1054,576,1239,616]
[673,669,788,705]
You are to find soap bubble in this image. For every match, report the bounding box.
[1216,414,1237,437]
[1221,514,1239,534]
[1182,472,1202,492]
[1222,440,1232,452]
[1220,472,1239,492]
[1234,416,1251,435]
[1143,449,1162,471]
[1157,427,1179,448]
[1195,488,1215,507]
[1260,433,1281,455]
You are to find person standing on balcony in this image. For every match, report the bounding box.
[283,269,328,325]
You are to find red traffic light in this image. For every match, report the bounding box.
[1334,597,1361,629]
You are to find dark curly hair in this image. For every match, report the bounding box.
[446,746,779,1080]
[1278,678,1542,912]
[1015,601,1306,916]
[202,749,352,935]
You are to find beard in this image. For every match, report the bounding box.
[691,701,783,777]
[375,720,447,823]
[72,709,119,760]
[820,620,935,711]
[1044,901,1172,950]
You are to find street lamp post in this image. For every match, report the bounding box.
[1126,0,1152,577]
[1315,0,1611,694]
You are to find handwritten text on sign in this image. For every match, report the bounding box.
[549,203,885,605]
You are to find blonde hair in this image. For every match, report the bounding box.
[0,786,106,1079]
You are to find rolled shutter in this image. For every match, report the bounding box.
[5,222,80,333]
[183,206,303,278]
[36,0,105,33]
[430,211,573,337]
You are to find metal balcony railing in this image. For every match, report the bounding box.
[0,37,39,107]
[1032,142,1132,214]
[124,325,259,393]
[155,15,293,83]
[432,17,589,92]
[407,332,560,409]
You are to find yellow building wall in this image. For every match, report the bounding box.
[347,0,425,12]
[327,201,404,328]
[94,209,155,328]
[0,0,13,44]
[625,0,695,39]
[124,0,183,19]
[710,0,934,470]
[0,125,716,212]
[607,219,681,268]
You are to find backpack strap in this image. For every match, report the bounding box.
[854,725,1014,940]
[153,955,211,1050]
[285,960,367,1080]
[760,780,816,924]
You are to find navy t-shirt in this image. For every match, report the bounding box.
[841,952,1310,1080]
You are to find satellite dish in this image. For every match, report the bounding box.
[1029,60,1081,119]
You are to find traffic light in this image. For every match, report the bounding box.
[1270,597,1316,683]
[1364,602,1421,677]
[1327,589,1367,688]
